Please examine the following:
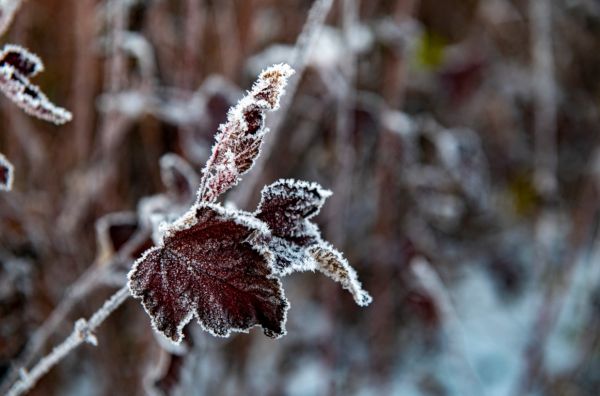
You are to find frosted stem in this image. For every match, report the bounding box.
[6,285,131,396]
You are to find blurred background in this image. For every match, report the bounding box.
[1,0,600,395]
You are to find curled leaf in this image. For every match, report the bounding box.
[254,179,331,274]
[128,203,289,343]
[0,152,13,191]
[0,45,72,124]
[198,63,294,203]
[308,243,372,306]
[254,179,372,306]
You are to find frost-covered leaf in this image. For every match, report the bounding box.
[0,44,42,77]
[0,45,72,124]
[128,203,289,343]
[308,243,372,306]
[198,63,294,203]
[256,178,332,239]
[254,179,372,306]
[254,179,331,274]
[0,152,13,191]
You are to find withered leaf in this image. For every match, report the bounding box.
[254,179,331,274]
[199,64,294,203]
[128,203,289,343]
[0,44,72,125]
[254,179,372,306]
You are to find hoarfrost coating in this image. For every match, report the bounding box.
[197,63,294,203]
[128,203,289,343]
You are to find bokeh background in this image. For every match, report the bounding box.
[1,0,600,395]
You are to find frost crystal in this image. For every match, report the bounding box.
[0,45,72,124]
[128,203,289,343]
[0,152,14,191]
[254,179,372,306]
[198,63,295,203]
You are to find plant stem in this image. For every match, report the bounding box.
[6,285,131,396]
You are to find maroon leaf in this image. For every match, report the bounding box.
[254,179,372,306]
[128,203,289,343]
[254,179,331,274]
[0,153,14,191]
[0,44,43,77]
[0,44,72,124]
[197,64,294,203]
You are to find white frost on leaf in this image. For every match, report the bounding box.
[0,152,14,191]
[128,202,289,344]
[197,63,295,203]
[0,44,72,124]
[254,179,372,307]
[308,243,372,306]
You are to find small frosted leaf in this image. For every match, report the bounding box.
[0,152,14,191]
[254,179,371,306]
[254,179,330,274]
[0,45,72,124]
[256,178,332,239]
[128,203,289,343]
[308,243,372,306]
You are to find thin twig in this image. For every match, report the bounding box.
[0,229,148,394]
[6,285,131,396]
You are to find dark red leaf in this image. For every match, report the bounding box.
[254,179,372,306]
[253,179,331,274]
[128,203,288,343]
[0,44,43,77]
[0,44,72,124]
